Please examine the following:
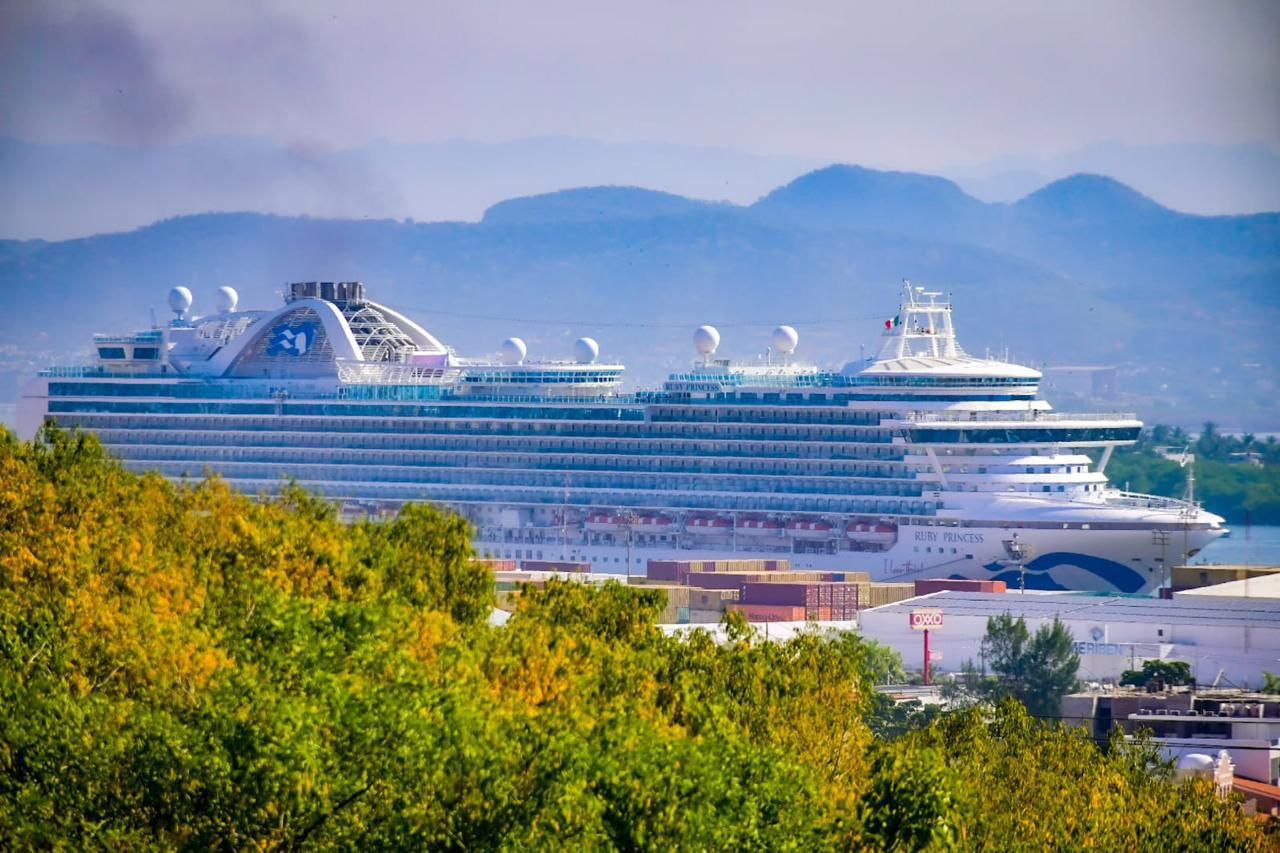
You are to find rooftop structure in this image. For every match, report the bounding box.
[1063,687,1280,786]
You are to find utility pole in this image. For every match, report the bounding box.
[1152,529,1170,596]
[923,628,932,685]
[1003,533,1034,594]
[621,508,639,581]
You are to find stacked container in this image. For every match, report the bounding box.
[726,603,807,622]
[521,559,592,573]
[475,558,518,572]
[914,578,1007,595]
[742,581,859,621]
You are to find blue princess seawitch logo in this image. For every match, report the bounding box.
[267,322,318,356]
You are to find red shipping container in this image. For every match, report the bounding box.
[647,560,692,583]
[728,603,806,622]
[914,578,1007,595]
[744,581,820,607]
[522,559,591,573]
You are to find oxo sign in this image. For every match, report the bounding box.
[909,608,944,630]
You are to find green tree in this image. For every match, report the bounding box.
[0,426,1267,849]
[980,614,1080,717]
[857,742,961,851]
[1120,659,1194,688]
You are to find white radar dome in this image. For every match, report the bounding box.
[214,285,239,313]
[500,337,527,365]
[573,337,599,364]
[167,286,193,316]
[1176,753,1215,772]
[693,325,720,357]
[771,325,799,355]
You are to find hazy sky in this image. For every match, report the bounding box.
[2,0,1277,169]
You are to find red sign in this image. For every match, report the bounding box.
[909,608,944,630]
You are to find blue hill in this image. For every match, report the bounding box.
[1,165,1277,429]
[482,186,720,225]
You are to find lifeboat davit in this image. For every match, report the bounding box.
[584,512,629,533]
[686,515,732,534]
[736,517,783,537]
[847,521,897,545]
[786,519,835,540]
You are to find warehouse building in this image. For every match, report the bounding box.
[857,591,1280,686]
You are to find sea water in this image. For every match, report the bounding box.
[1193,524,1280,566]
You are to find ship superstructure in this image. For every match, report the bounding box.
[18,281,1226,593]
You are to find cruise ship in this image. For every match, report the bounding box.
[17,280,1227,593]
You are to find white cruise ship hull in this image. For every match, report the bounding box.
[476,519,1221,595]
[20,279,1229,596]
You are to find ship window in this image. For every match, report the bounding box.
[132,347,159,360]
[98,347,126,359]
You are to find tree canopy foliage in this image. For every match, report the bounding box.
[0,426,1269,849]
[1120,660,1195,689]
[1107,424,1280,524]
[972,614,1081,718]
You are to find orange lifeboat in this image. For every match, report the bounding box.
[736,517,783,537]
[584,512,629,533]
[848,521,896,545]
[686,515,732,534]
[786,519,835,540]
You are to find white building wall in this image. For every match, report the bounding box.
[1155,738,1279,786]
[857,594,1280,687]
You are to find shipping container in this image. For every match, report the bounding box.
[647,559,692,583]
[727,602,807,622]
[914,578,1007,595]
[475,558,519,572]
[686,609,725,624]
[861,582,917,608]
[689,588,738,610]
[521,559,592,573]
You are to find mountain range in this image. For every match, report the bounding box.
[0,164,1276,429]
[3,136,1279,241]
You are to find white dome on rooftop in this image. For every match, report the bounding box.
[772,325,799,355]
[168,286,193,316]
[1176,753,1215,771]
[214,286,239,314]
[573,337,599,364]
[500,337,527,365]
[694,325,720,357]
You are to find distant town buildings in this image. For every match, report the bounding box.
[1041,365,1119,400]
[1063,688,1280,788]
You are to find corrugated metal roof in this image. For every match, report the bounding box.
[865,591,1280,628]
